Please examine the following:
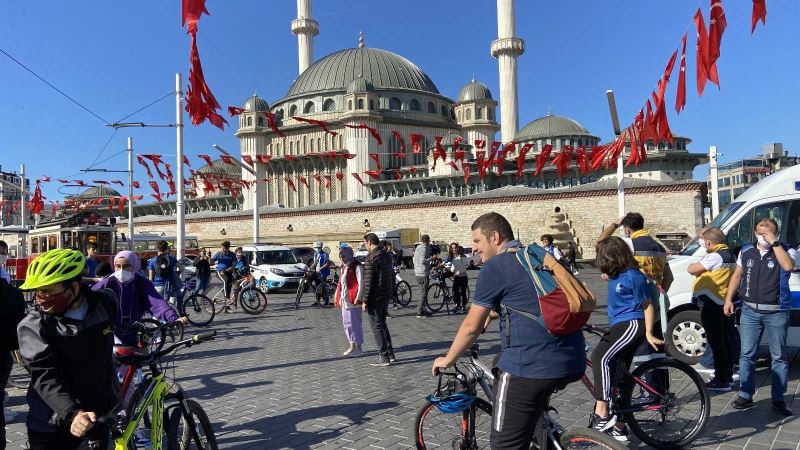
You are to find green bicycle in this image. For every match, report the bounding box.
[102,327,219,450]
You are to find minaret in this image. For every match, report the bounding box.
[291,0,319,75]
[491,0,525,143]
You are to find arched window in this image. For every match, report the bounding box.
[389,97,401,110]
[323,99,336,111]
[289,141,294,154]
[303,101,315,114]
[427,102,436,113]
[488,108,494,120]
[310,139,314,152]
[357,99,364,109]
[348,100,353,110]
[457,110,462,121]
[465,109,472,120]
[289,105,297,116]
[410,99,420,111]
[441,105,448,116]
[257,116,264,126]
[277,109,284,120]
[246,116,252,126]
[477,108,484,119]
[318,138,322,151]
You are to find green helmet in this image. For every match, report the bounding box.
[20,249,85,290]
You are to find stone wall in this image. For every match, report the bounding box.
[131,183,705,259]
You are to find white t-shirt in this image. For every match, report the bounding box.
[699,252,723,271]
[450,256,469,277]
[544,246,563,260]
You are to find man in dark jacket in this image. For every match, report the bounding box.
[361,233,396,366]
[0,277,26,448]
[17,249,119,450]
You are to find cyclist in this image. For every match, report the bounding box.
[226,247,253,311]
[17,249,118,450]
[211,241,236,300]
[309,241,333,306]
[147,240,181,303]
[433,212,585,449]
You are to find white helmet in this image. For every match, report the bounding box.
[313,241,323,249]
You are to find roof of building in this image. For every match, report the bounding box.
[75,186,122,199]
[457,79,493,102]
[516,113,596,141]
[346,76,376,94]
[284,47,440,98]
[196,159,242,177]
[243,94,269,111]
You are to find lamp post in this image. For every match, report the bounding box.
[606,90,625,229]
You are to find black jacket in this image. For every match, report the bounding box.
[362,247,394,304]
[17,285,119,432]
[0,279,26,353]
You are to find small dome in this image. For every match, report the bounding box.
[197,159,242,177]
[76,186,122,199]
[516,113,594,141]
[243,94,269,111]
[346,77,375,94]
[457,80,493,102]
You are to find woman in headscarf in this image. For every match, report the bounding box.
[92,250,186,346]
[334,246,364,357]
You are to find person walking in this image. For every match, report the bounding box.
[193,249,212,294]
[361,233,396,366]
[414,235,433,318]
[726,218,796,416]
[564,241,579,275]
[432,212,585,449]
[540,234,562,260]
[687,228,737,392]
[450,245,470,314]
[147,240,180,302]
[0,271,25,449]
[335,246,364,357]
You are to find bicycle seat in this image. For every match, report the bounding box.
[113,345,149,357]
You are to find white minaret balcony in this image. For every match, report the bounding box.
[490,37,525,58]
[291,18,319,37]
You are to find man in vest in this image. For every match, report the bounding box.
[687,228,737,391]
[725,218,796,416]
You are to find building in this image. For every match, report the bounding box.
[708,142,798,208]
[0,166,31,227]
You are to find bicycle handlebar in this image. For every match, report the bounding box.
[115,329,217,366]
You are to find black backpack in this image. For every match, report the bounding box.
[156,254,173,280]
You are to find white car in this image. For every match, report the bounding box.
[241,244,309,293]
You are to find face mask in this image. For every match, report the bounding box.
[697,238,706,248]
[35,288,76,315]
[0,255,7,266]
[757,235,769,248]
[114,269,135,284]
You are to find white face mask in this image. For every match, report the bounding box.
[0,255,7,266]
[114,269,135,284]
[757,235,770,248]
[697,238,706,248]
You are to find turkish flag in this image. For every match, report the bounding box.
[410,133,424,154]
[150,193,163,203]
[409,167,418,174]
[391,131,406,152]
[242,155,254,166]
[293,116,338,136]
[463,163,471,184]
[476,150,487,181]
[198,154,214,167]
[137,155,155,179]
[185,33,228,130]
[534,144,552,176]
[656,50,678,104]
[351,173,366,186]
[575,146,589,174]
[297,176,309,188]
[149,181,161,194]
[228,106,245,116]
[335,172,344,180]
[183,155,192,167]
[551,146,573,177]
[285,155,297,161]
[474,140,486,150]
[324,175,332,188]
[51,201,59,216]
[390,152,407,159]
[313,174,322,185]
[752,0,767,33]
[516,143,533,178]
[694,8,711,96]
[364,170,381,180]
[676,32,688,113]
[345,123,382,145]
[74,180,86,187]
[93,180,110,185]
[256,155,272,164]
[57,179,69,184]
[432,136,447,168]
[707,0,726,87]
[117,197,127,214]
[446,161,460,171]
[182,0,209,33]
[220,155,235,165]
[394,170,402,181]
[110,180,124,186]
[263,112,286,137]
[40,175,51,182]
[368,153,382,170]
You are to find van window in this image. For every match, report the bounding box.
[784,200,800,248]
[726,201,790,255]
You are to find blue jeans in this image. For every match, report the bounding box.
[194,276,210,294]
[738,305,789,401]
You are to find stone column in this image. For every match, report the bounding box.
[491,0,524,144]
[291,0,319,75]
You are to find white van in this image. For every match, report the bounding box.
[665,165,800,364]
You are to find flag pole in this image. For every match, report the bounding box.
[709,146,720,219]
[606,90,625,227]
[127,137,135,251]
[176,73,186,258]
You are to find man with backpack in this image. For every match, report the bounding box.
[432,212,586,449]
[147,240,180,302]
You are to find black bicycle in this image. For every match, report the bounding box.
[294,269,336,309]
[174,276,216,326]
[424,269,470,314]
[393,266,413,307]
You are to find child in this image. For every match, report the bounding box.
[590,236,662,441]
[335,246,364,357]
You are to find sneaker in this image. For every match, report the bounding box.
[343,346,354,356]
[732,372,740,381]
[606,426,629,442]
[706,378,733,392]
[134,428,151,445]
[732,396,753,409]
[416,311,432,318]
[369,356,391,367]
[691,363,714,374]
[772,401,793,417]
[348,347,363,358]
[388,353,398,363]
[588,413,616,432]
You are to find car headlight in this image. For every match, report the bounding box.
[270,267,285,275]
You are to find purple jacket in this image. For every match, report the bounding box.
[93,274,180,344]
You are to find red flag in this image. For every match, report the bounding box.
[185,32,228,130]
[694,8,711,96]
[242,155,254,166]
[391,131,406,152]
[368,153,383,171]
[503,141,517,155]
[284,177,297,191]
[197,154,214,167]
[137,155,155,179]
[575,146,589,174]
[117,197,127,214]
[708,0,727,87]
[390,152,407,159]
[164,163,176,196]
[410,133,424,153]
[516,143,533,178]
[29,182,44,215]
[109,180,123,186]
[409,167,418,174]
[446,161,460,171]
[182,155,192,167]
[351,173,366,186]
[495,148,506,176]
[432,136,447,168]
[452,137,466,161]
[551,146,573,177]
[220,155,235,165]
[255,155,271,164]
[626,128,641,168]
[181,0,209,34]
[335,172,344,180]
[534,144,552,176]
[285,155,297,161]
[474,140,486,150]
[50,201,59,216]
[132,181,140,189]
[394,169,402,181]
[149,181,161,194]
[93,180,110,185]
[40,175,51,182]
[107,197,115,214]
[293,116,338,136]
[228,106,245,116]
[150,193,163,203]
[324,175,332,189]
[74,180,86,187]
[313,174,322,185]
[657,50,678,104]
[297,176,309,188]
[476,151,488,181]
[676,33,688,113]
[345,123,382,145]
[752,0,767,33]
[57,178,69,184]
[262,112,286,137]
[364,170,381,180]
[463,163,471,184]
[11,201,19,213]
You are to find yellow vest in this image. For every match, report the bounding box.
[691,244,735,306]
[630,229,667,286]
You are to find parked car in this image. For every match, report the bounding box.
[241,244,309,293]
[292,246,316,266]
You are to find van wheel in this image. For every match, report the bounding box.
[259,277,270,294]
[666,310,706,365]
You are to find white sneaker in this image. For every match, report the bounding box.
[691,363,714,374]
[342,346,354,356]
[348,348,363,358]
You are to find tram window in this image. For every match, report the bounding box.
[62,232,73,249]
[31,238,38,254]
[48,235,57,251]
[98,232,112,254]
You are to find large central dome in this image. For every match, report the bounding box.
[285,47,440,98]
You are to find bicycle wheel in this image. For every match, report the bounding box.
[620,357,710,449]
[239,287,267,314]
[294,279,305,310]
[182,294,216,327]
[395,280,412,307]
[559,428,627,450]
[425,283,447,313]
[167,399,218,450]
[414,397,492,449]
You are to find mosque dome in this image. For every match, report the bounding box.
[76,186,122,199]
[457,80,493,102]
[516,113,594,141]
[243,94,269,111]
[197,159,242,177]
[346,76,375,94]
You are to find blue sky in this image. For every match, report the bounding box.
[1,0,798,201]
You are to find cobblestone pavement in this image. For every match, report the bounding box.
[4,267,800,449]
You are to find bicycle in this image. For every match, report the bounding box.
[393,266,412,307]
[102,323,219,450]
[174,276,216,327]
[294,269,336,309]
[581,325,710,448]
[207,269,268,315]
[424,269,470,314]
[415,342,625,449]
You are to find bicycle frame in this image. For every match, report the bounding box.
[581,360,667,414]
[114,372,169,450]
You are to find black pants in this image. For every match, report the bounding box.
[700,298,737,383]
[591,320,645,402]
[0,352,12,449]
[416,276,429,313]
[367,300,394,357]
[491,370,573,449]
[28,426,109,450]
[218,271,234,298]
[452,276,468,308]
